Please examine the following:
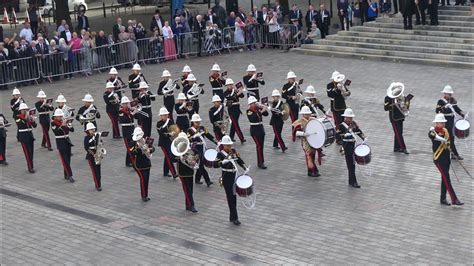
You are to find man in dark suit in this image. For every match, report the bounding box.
[428,0,439,25]
[236,6,246,21]
[60,24,72,43]
[112,17,122,42]
[359,0,370,25]
[337,0,350,30]
[318,4,331,38]
[150,9,164,32]
[256,6,268,24]
[288,4,303,28]
[305,5,317,33]
[193,15,206,56]
[77,11,90,32]
[204,8,221,28]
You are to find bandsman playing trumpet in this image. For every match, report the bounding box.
[84,123,103,191]
[35,90,54,151]
[429,114,463,207]
[327,71,350,132]
[243,64,265,100]
[51,109,75,183]
[209,95,226,141]
[384,82,410,154]
[130,127,155,202]
[282,71,300,123]
[436,85,465,161]
[103,82,121,139]
[209,63,226,101]
[156,107,178,179]
[301,85,326,117]
[269,89,287,152]
[175,92,192,131]
[137,81,156,138]
[16,103,37,173]
[183,74,203,114]
[108,67,126,99]
[76,93,101,130]
[292,106,320,177]
[223,78,246,143]
[0,114,8,165]
[119,96,138,167]
[128,63,148,100]
[157,70,176,121]
[180,65,192,88]
[247,96,269,169]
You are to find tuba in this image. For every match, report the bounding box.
[171,133,199,169]
[186,83,203,100]
[162,78,178,96]
[387,82,411,117]
[94,132,107,165]
[137,137,153,159]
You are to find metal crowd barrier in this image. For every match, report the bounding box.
[136,35,179,63]
[176,31,202,56]
[0,56,40,86]
[92,40,137,70]
[222,23,260,50]
[259,23,301,49]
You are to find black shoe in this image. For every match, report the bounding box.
[195,181,203,184]
[404,25,408,30]
[191,207,198,213]
[452,155,463,161]
[172,174,178,180]
[407,25,413,30]
[273,146,280,150]
[47,147,53,151]
[41,144,46,148]
[422,21,426,26]
[206,181,213,187]
[350,182,361,188]
[241,139,246,144]
[96,187,102,191]
[402,149,410,155]
[440,199,451,206]
[69,177,75,183]
[453,200,464,206]
[282,147,288,153]
[258,164,267,169]
[164,174,172,177]
[415,21,421,25]
[0,161,8,165]
[28,169,36,174]
[232,220,241,226]
[142,197,150,202]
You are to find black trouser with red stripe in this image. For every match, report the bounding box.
[391,119,406,151]
[213,126,223,142]
[287,100,299,123]
[272,122,286,149]
[343,142,357,185]
[134,167,150,199]
[40,122,52,149]
[251,134,265,166]
[107,112,121,138]
[87,159,102,189]
[229,108,244,142]
[434,159,458,203]
[332,110,344,128]
[21,139,34,171]
[58,146,73,178]
[179,176,194,209]
[123,137,134,166]
[0,130,6,162]
[446,118,460,157]
[138,110,152,137]
[161,145,176,176]
[195,148,211,184]
[222,172,238,222]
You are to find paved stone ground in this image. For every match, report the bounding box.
[0,50,472,264]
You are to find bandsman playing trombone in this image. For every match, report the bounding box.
[119,96,138,167]
[157,70,177,121]
[156,107,178,179]
[103,82,121,139]
[76,93,101,130]
[175,92,192,131]
[247,96,269,169]
[137,81,156,137]
[180,65,192,88]
[16,103,37,173]
[129,126,155,202]
[35,90,54,151]
[209,63,226,101]
[269,89,287,152]
[51,109,75,183]
[384,82,410,154]
[282,71,300,123]
[223,78,246,143]
[128,64,148,100]
[84,123,104,191]
[209,95,226,142]
[108,67,126,99]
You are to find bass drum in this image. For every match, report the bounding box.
[455,119,470,139]
[305,118,336,149]
[203,149,218,167]
[354,144,372,165]
[235,175,254,197]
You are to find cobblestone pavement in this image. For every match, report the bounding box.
[0,50,472,264]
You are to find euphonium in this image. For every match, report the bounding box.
[137,137,153,159]
[94,132,107,165]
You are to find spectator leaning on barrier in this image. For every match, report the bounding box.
[193,15,206,57]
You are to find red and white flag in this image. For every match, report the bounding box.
[24,9,29,23]
[11,8,17,24]
[3,8,9,24]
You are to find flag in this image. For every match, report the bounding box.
[11,8,17,24]
[3,8,9,24]
[24,9,29,23]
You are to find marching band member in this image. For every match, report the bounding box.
[157,70,176,121]
[84,122,103,191]
[128,63,147,100]
[436,85,465,161]
[130,126,155,202]
[156,107,178,179]
[214,135,249,225]
[243,64,265,100]
[103,82,121,139]
[181,64,192,88]
[327,71,350,132]
[16,103,37,173]
[107,67,126,99]
[292,106,320,177]
[384,82,410,154]
[119,96,137,167]
[137,81,156,137]
[55,94,74,120]
[175,93,192,131]
[51,109,75,183]
[10,88,25,119]
[269,89,287,152]
[183,74,203,114]
[223,78,246,143]
[247,96,269,169]
[76,93,101,130]
[429,114,463,207]
[209,63,226,101]
[209,95,225,141]
[35,90,54,151]
[175,132,198,213]
[282,71,300,123]
[337,108,365,188]
[301,85,326,116]
[0,115,8,165]
[188,114,217,186]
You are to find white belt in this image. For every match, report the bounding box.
[19,128,32,132]
[343,139,355,142]
[231,102,240,105]
[176,114,188,117]
[38,111,49,115]
[121,123,134,126]
[212,87,223,91]
[249,122,262,126]
[247,87,258,91]
[89,147,96,150]
[55,135,69,139]
[443,113,454,117]
[141,105,152,109]
[194,142,204,145]
[131,88,140,91]
[222,168,236,173]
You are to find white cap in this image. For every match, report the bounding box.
[162,70,171,77]
[212,95,222,102]
[121,96,131,104]
[441,85,454,94]
[82,93,94,102]
[433,113,447,123]
[53,109,64,117]
[12,88,21,95]
[211,63,221,71]
[106,82,115,89]
[19,103,28,110]
[330,70,340,80]
[56,94,67,103]
[300,106,312,115]
[132,63,141,71]
[341,108,355,117]
[247,96,257,105]
[305,85,316,94]
[182,65,192,73]
[272,89,281,97]
[221,135,233,145]
[37,90,46,98]
[85,122,96,131]
[109,67,118,75]
[246,64,256,72]
[177,93,187,100]
[334,73,345,82]
[132,127,144,141]
[225,78,234,86]
[287,71,297,79]
[185,74,196,81]
[159,107,169,115]
[190,113,202,122]
[138,81,149,89]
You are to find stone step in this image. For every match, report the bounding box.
[338,29,474,44]
[365,21,474,33]
[437,9,472,16]
[376,17,474,27]
[313,39,474,56]
[351,25,474,38]
[325,34,474,50]
[300,44,473,62]
[437,14,474,21]
[439,5,472,11]
[292,48,474,69]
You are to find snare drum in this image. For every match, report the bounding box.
[203,149,218,167]
[235,175,254,197]
[455,119,470,139]
[305,118,336,149]
[354,144,371,165]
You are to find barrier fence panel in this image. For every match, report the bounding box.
[259,24,301,49]
[0,56,40,86]
[137,35,179,63]
[203,28,223,55]
[92,40,137,71]
[176,32,202,57]
[222,23,260,50]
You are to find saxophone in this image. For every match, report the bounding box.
[94,132,107,165]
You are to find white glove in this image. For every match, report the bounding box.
[445,103,452,108]
[222,159,231,164]
[435,134,447,143]
[295,131,306,137]
[344,133,352,137]
[430,126,435,131]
